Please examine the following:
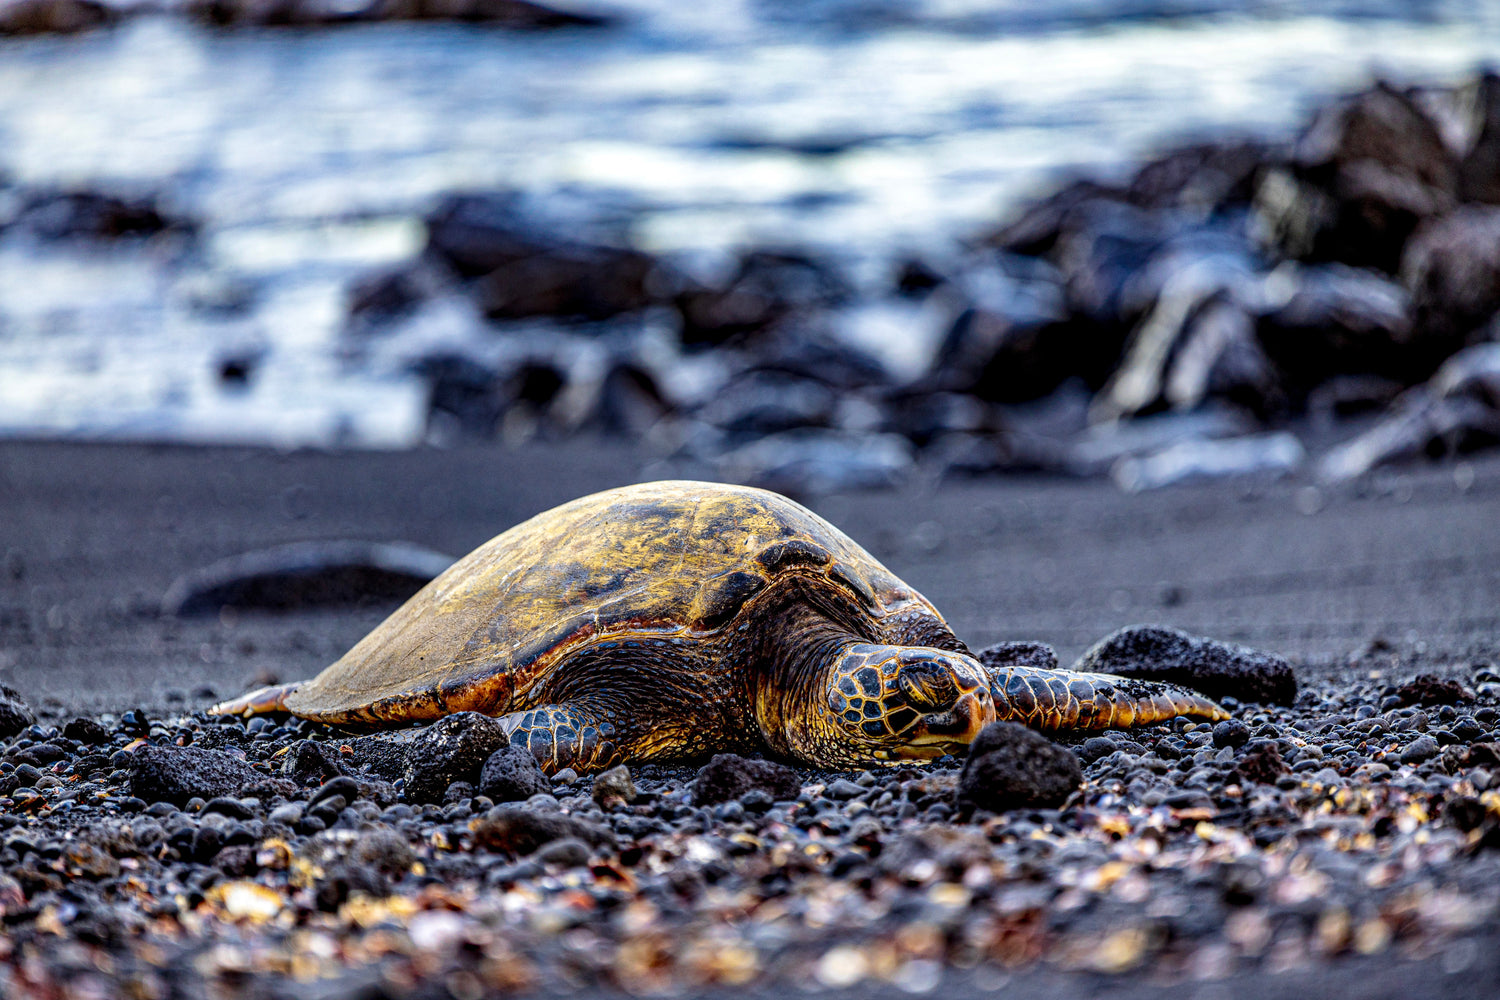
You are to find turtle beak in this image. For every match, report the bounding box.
[915,687,995,750]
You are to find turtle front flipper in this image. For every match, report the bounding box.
[501,704,635,775]
[988,665,1227,732]
[208,682,303,718]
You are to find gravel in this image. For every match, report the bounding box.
[1,652,1489,997]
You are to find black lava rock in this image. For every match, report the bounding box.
[956,722,1082,813]
[469,805,615,856]
[402,713,510,804]
[0,685,36,741]
[1391,673,1474,708]
[1074,624,1297,705]
[128,745,265,807]
[975,641,1059,672]
[281,739,347,785]
[343,733,413,782]
[61,717,109,745]
[477,745,551,804]
[1213,719,1251,749]
[12,189,181,241]
[692,754,802,807]
[1230,741,1289,785]
[1079,736,1118,764]
[1458,743,1500,768]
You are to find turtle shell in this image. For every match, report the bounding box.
[281,480,938,723]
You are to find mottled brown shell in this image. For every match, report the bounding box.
[280,480,937,723]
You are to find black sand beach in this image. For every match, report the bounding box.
[2,439,1499,998]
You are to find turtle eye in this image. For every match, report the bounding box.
[896,662,958,711]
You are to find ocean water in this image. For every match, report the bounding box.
[0,0,1497,448]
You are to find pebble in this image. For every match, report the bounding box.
[591,765,636,807]
[1399,735,1440,764]
[0,646,1495,999]
[268,803,304,826]
[310,776,361,806]
[1212,719,1251,748]
[822,779,865,800]
[60,717,109,744]
[533,836,592,868]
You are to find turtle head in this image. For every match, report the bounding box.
[824,644,995,763]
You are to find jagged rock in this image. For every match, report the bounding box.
[1254,82,1457,273]
[1317,343,1500,481]
[0,685,36,741]
[1392,674,1475,708]
[129,746,271,807]
[882,391,1001,448]
[1074,624,1296,706]
[7,188,183,239]
[1124,140,1272,214]
[695,369,838,441]
[976,641,1058,672]
[421,191,653,321]
[343,731,418,782]
[981,179,1126,258]
[477,245,655,321]
[347,259,456,325]
[1094,241,1271,420]
[1458,73,1500,205]
[674,250,849,348]
[717,429,913,496]
[414,353,568,441]
[1255,262,1415,393]
[190,0,611,27]
[1401,206,1500,345]
[281,740,347,785]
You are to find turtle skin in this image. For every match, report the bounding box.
[211,481,1225,772]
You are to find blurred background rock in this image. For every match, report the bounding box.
[1,0,1499,494]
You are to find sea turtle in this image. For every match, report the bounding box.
[211,481,1226,772]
